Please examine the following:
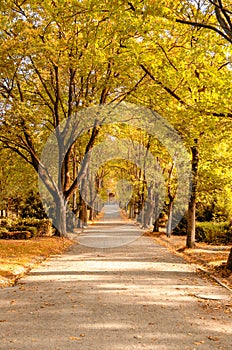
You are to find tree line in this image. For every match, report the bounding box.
[0,0,232,266]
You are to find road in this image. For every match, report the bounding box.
[0,205,231,349]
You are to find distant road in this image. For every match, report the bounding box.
[78,204,143,248]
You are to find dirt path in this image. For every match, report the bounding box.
[0,205,231,350]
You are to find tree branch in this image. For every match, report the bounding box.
[110,72,148,104]
[64,120,100,201]
[140,64,187,105]
[176,19,232,44]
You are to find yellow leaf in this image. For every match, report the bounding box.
[69,336,81,341]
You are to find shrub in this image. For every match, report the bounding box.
[0,231,32,239]
[8,225,38,237]
[0,226,9,238]
[36,219,54,236]
[0,218,19,228]
[172,217,232,244]
[196,221,231,244]
[0,218,54,239]
[21,191,47,219]
[17,218,53,236]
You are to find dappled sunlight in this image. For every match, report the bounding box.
[191,318,232,335]
[0,206,231,350]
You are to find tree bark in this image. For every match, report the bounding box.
[166,159,176,237]
[226,248,232,270]
[53,193,67,237]
[186,139,199,248]
[143,185,154,228]
[78,197,87,228]
[166,200,174,238]
[153,192,160,232]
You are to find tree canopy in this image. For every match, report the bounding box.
[0,0,231,258]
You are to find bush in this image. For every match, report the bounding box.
[0,230,32,239]
[21,191,47,219]
[0,226,9,236]
[8,225,38,237]
[196,221,232,244]
[0,218,54,239]
[36,219,54,236]
[0,225,33,239]
[0,218,19,228]
[172,217,232,244]
[17,218,53,236]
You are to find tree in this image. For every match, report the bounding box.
[125,0,232,248]
[0,0,149,235]
[0,146,40,217]
[1,0,231,248]
[173,0,232,261]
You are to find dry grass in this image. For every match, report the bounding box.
[0,237,73,287]
[145,231,232,290]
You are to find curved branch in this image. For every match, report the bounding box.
[176,19,232,44]
[208,0,232,16]
[140,64,188,105]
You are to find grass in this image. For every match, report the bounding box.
[0,237,73,287]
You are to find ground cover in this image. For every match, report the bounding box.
[0,237,73,287]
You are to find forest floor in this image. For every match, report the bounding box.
[0,205,232,349]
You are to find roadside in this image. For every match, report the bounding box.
[0,237,73,288]
[146,231,232,291]
[0,207,231,350]
[1,214,232,292]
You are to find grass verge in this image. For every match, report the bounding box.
[0,237,74,288]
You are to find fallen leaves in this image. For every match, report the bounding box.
[133,335,142,339]
[40,302,55,308]
[194,340,205,345]
[69,334,85,341]
[207,335,219,341]
[69,336,81,341]
[0,238,73,287]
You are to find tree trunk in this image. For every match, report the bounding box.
[187,196,196,248]
[166,159,176,237]
[89,207,93,221]
[226,248,232,270]
[143,185,154,228]
[78,197,88,228]
[153,193,160,232]
[153,218,159,232]
[54,194,67,237]
[186,139,199,248]
[128,200,135,219]
[166,200,174,238]
[72,150,77,212]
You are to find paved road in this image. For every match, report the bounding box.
[0,205,231,350]
[78,204,143,248]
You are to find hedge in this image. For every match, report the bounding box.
[0,218,54,239]
[172,219,232,244]
[196,222,232,244]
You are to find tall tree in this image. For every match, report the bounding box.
[0,0,149,235]
[173,0,232,260]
